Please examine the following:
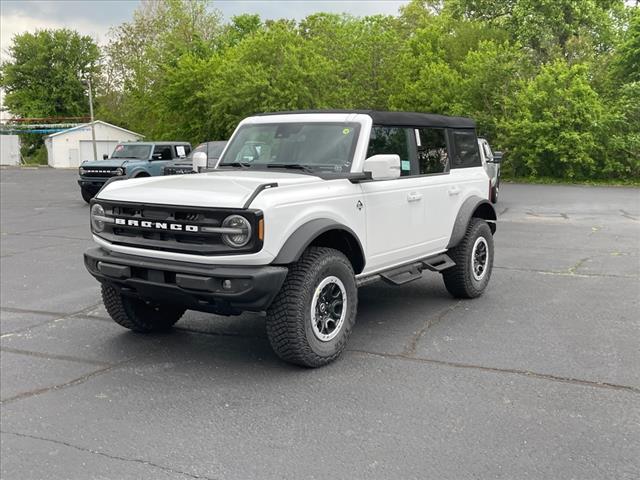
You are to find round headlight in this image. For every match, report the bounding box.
[91,203,106,232]
[221,215,251,248]
[115,167,125,176]
[79,167,86,175]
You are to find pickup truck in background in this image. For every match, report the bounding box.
[163,141,227,175]
[78,141,191,202]
[478,137,503,203]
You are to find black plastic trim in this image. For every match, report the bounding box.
[272,219,365,271]
[243,182,278,208]
[447,196,497,248]
[84,247,287,314]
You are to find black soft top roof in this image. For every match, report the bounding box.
[257,110,475,129]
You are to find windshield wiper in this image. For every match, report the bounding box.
[266,163,315,174]
[220,162,252,168]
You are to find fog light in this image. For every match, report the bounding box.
[222,279,232,290]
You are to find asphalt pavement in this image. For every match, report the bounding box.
[1,168,639,479]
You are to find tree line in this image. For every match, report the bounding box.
[1,0,638,181]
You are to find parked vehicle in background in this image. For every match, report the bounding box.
[85,110,496,367]
[78,142,191,202]
[478,138,502,203]
[163,141,227,175]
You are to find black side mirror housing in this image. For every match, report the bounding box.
[492,151,503,164]
[102,154,109,160]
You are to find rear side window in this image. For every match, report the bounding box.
[451,130,481,168]
[367,126,412,176]
[153,145,173,160]
[415,128,449,174]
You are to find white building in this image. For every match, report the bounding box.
[0,135,21,165]
[45,121,144,168]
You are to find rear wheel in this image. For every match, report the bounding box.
[443,218,494,298]
[266,247,358,367]
[102,283,185,332]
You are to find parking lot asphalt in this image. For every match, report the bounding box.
[1,167,639,479]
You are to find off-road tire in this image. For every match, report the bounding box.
[102,283,185,332]
[443,218,494,298]
[81,187,95,204]
[266,247,358,368]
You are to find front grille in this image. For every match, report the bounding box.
[82,167,118,177]
[94,200,262,255]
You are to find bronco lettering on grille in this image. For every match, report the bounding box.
[114,218,199,232]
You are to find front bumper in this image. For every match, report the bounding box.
[78,178,108,190]
[84,247,288,315]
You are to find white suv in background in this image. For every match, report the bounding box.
[85,110,497,367]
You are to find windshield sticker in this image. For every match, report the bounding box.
[176,146,186,156]
[401,160,411,171]
[343,128,351,135]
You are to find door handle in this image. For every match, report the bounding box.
[448,186,461,196]
[407,192,423,202]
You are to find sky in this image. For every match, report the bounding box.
[0,0,410,57]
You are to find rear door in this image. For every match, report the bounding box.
[447,129,490,227]
[412,127,458,253]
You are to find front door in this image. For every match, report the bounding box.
[360,127,429,273]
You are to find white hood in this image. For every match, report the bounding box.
[96,170,322,208]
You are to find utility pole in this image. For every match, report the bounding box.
[86,76,97,161]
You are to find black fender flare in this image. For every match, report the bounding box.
[447,196,497,249]
[272,218,365,271]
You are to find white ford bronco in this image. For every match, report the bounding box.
[85,111,496,367]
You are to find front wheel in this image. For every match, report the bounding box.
[266,247,358,367]
[102,284,185,332]
[442,218,494,298]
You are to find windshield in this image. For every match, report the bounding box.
[218,123,360,173]
[209,142,226,158]
[111,144,151,160]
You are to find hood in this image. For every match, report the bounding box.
[81,158,145,169]
[97,170,323,208]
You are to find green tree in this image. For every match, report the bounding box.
[502,61,604,179]
[446,0,625,62]
[0,29,100,162]
[100,0,222,137]
[0,29,99,117]
[205,22,335,138]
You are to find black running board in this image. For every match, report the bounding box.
[357,253,456,287]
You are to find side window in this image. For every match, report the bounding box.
[451,130,481,168]
[415,128,449,175]
[367,126,412,176]
[482,142,492,160]
[175,145,189,158]
[152,145,173,160]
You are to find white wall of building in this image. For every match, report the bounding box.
[46,121,143,168]
[0,135,21,165]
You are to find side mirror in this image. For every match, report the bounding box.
[192,151,207,172]
[363,154,401,180]
[492,151,503,164]
[102,154,109,160]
